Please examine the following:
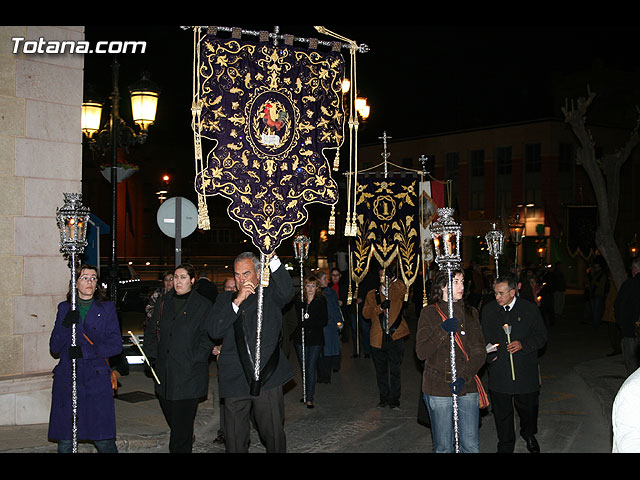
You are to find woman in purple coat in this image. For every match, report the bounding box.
[48,264,122,453]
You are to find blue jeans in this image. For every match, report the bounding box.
[295,344,322,401]
[57,438,117,453]
[423,392,479,453]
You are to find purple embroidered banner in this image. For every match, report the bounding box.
[194,35,343,255]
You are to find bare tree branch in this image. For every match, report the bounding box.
[561,87,638,290]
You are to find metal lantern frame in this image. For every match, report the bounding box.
[293,235,311,403]
[508,213,525,274]
[429,207,463,453]
[55,192,90,454]
[485,222,505,279]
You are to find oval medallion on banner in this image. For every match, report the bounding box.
[247,90,297,158]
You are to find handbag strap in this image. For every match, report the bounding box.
[434,303,489,408]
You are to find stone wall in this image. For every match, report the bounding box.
[0,26,84,425]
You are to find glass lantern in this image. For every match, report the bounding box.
[129,72,161,132]
[485,222,505,277]
[430,207,462,271]
[293,235,311,261]
[508,213,525,246]
[56,193,90,255]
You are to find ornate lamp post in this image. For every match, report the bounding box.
[56,193,90,453]
[293,235,311,403]
[508,213,525,274]
[485,222,505,279]
[81,57,160,304]
[430,207,462,453]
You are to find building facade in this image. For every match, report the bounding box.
[357,119,640,286]
[0,26,84,425]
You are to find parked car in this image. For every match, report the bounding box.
[99,265,163,365]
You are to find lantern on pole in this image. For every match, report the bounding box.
[430,207,463,453]
[55,192,90,453]
[485,222,505,279]
[508,213,525,274]
[293,235,311,403]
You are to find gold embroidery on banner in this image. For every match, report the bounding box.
[195,36,343,254]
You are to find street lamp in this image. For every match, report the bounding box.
[430,207,462,453]
[508,212,525,274]
[81,57,160,304]
[56,192,90,453]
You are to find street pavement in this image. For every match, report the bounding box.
[0,292,628,454]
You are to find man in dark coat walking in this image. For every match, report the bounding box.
[208,252,294,453]
[615,257,640,376]
[481,273,547,453]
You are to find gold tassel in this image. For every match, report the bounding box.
[333,149,340,171]
[197,194,210,230]
[328,205,336,235]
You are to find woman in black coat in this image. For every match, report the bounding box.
[143,263,214,453]
[294,275,328,408]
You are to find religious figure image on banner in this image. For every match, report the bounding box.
[193,35,344,255]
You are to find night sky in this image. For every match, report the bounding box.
[79,23,640,259]
[83,24,640,150]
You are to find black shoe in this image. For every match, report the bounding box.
[364,354,370,359]
[352,354,360,358]
[306,402,314,409]
[524,436,540,453]
[377,401,388,408]
[389,403,400,410]
[213,434,225,445]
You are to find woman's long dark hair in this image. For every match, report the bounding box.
[429,268,475,316]
[66,264,107,303]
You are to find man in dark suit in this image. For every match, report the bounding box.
[481,273,547,453]
[196,270,218,303]
[208,252,294,453]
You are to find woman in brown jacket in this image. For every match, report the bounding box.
[363,264,410,409]
[416,269,486,453]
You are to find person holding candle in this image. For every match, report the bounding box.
[481,272,548,453]
[416,269,487,453]
[143,263,215,453]
[48,264,122,453]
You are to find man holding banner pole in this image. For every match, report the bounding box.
[207,252,294,453]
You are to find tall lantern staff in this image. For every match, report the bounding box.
[293,235,311,403]
[485,222,505,279]
[430,207,463,453]
[55,193,90,453]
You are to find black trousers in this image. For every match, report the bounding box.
[489,390,539,453]
[158,396,200,453]
[224,385,286,453]
[370,337,404,406]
